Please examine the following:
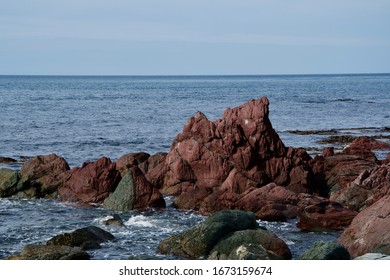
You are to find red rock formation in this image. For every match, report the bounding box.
[338,195,390,258]
[297,194,358,231]
[59,157,121,204]
[160,97,314,216]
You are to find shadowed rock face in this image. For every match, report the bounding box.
[159,97,314,214]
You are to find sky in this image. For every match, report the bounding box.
[0,0,389,75]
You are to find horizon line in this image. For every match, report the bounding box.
[1,72,389,77]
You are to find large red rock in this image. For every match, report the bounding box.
[338,195,390,258]
[330,163,390,211]
[19,154,70,198]
[161,97,314,214]
[297,194,358,231]
[59,157,121,204]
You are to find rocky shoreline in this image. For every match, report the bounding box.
[1,96,390,260]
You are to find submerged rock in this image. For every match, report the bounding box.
[46,226,115,250]
[103,214,125,227]
[0,157,17,164]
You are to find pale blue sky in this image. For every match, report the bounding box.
[1,0,389,75]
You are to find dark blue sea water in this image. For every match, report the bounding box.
[1,74,390,259]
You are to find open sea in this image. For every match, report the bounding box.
[1,74,390,259]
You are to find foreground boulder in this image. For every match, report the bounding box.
[46,226,115,250]
[103,166,165,211]
[5,244,90,260]
[297,194,358,231]
[338,195,390,258]
[157,210,291,260]
[160,97,314,214]
[298,241,350,260]
[209,229,291,260]
[59,157,121,203]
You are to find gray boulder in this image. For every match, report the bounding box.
[298,241,350,260]
[158,210,261,259]
[209,229,291,260]
[46,226,115,250]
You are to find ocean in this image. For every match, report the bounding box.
[1,74,389,259]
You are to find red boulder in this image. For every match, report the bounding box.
[59,157,121,204]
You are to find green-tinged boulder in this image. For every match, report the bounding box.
[103,167,165,211]
[46,226,115,250]
[298,241,350,260]
[157,210,259,259]
[103,172,135,211]
[209,229,291,260]
[0,168,21,197]
[4,244,90,260]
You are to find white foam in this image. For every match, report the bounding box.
[125,215,155,228]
